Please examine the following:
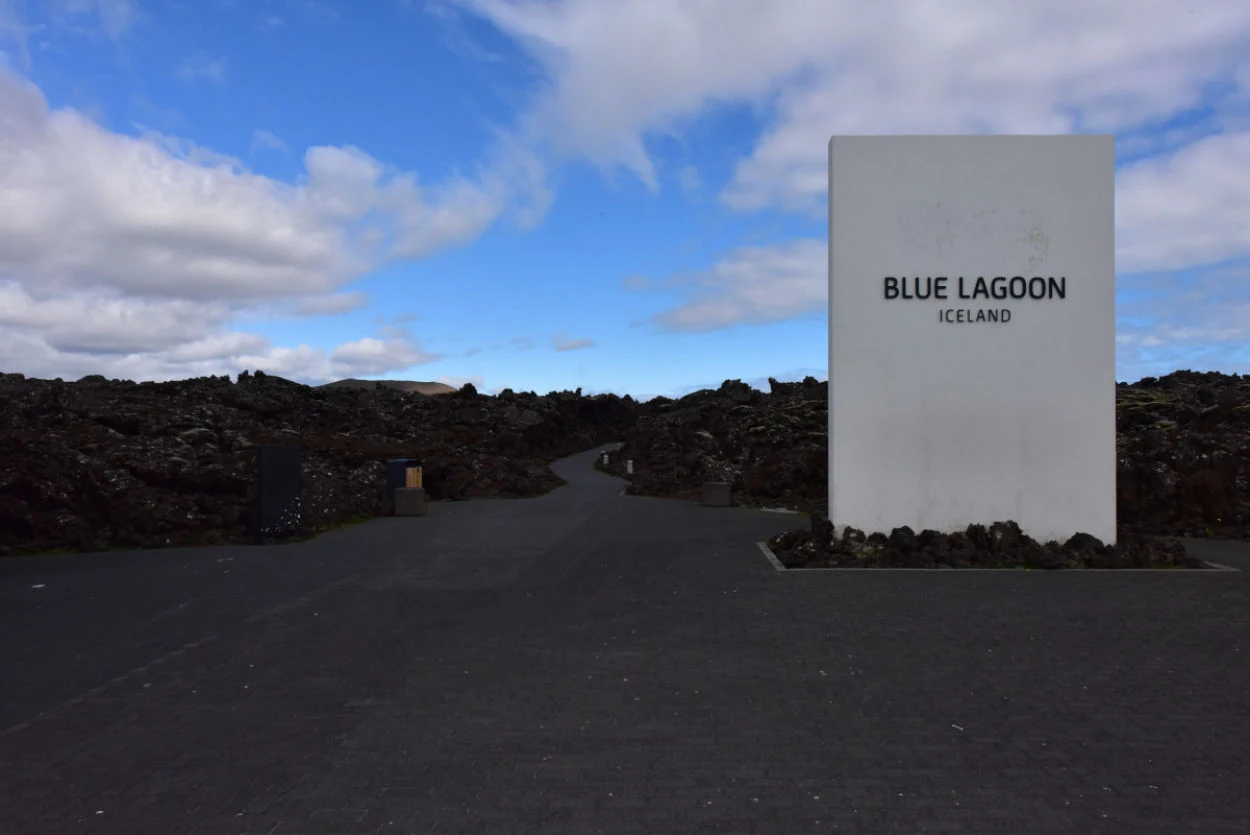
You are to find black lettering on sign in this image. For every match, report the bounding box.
[892,274,1067,321]
[937,308,1012,324]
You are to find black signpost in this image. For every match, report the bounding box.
[256,444,303,544]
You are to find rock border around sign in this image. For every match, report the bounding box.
[755,539,1236,571]
[764,520,1219,570]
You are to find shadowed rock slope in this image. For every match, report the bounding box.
[2,368,1245,558]
[611,371,1249,542]
[0,372,634,556]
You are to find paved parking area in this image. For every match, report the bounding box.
[1,443,1247,834]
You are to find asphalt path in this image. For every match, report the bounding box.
[1,442,1247,834]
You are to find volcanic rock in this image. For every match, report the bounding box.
[615,376,826,510]
[0,370,635,556]
[766,518,1206,570]
[3,366,1246,559]
[1114,371,1250,538]
[607,370,1249,540]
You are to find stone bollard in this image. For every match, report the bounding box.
[395,487,427,516]
[626,459,634,475]
[701,481,731,507]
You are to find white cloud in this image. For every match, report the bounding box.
[1115,131,1250,274]
[0,315,443,384]
[165,331,270,362]
[178,52,227,84]
[52,0,140,40]
[458,0,838,190]
[288,292,370,316]
[1114,121,1220,163]
[641,238,826,333]
[553,335,594,351]
[282,0,338,24]
[426,0,505,63]
[620,274,652,291]
[638,128,1250,328]
[329,335,440,375]
[0,281,236,353]
[677,165,700,193]
[374,311,421,326]
[251,128,289,154]
[0,0,34,68]
[721,5,1250,215]
[130,94,183,132]
[1115,264,1250,379]
[0,1,138,68]
[0,278,439,381]
[0,67,546,383]
[455,0,1250,346]
[380,170,507,258]
[460,0,1250,212]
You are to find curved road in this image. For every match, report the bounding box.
[1,442,1248,834]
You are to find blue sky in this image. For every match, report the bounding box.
[1,0,1248,400]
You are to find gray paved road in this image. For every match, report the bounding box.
[2,443,1248,834]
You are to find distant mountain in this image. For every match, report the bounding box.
[315,378,458,396]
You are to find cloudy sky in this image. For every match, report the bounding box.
[1,0,1248,399]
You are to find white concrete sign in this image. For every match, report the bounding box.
[828,135,1116,544]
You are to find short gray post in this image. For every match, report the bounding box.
[625,460,634,475]
[702,481,731,507]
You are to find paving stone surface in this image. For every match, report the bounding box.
[1,443,1248,834]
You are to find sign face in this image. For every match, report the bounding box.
[828,135,1116,544]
